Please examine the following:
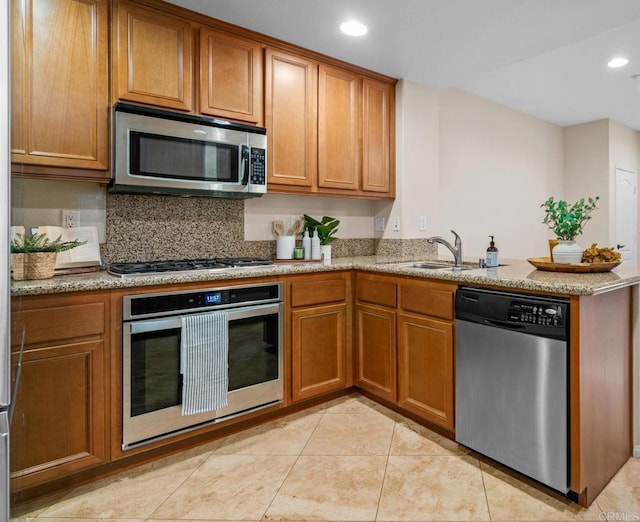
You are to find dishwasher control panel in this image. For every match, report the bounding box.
[455,287,569,340]
[508,301,563,326]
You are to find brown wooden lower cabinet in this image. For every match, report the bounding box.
[10,291,110,492]
[291,303,348,401]
[355,303,396,402]
[396,312,454,430]
[289,272,351,402]
[8,272,633,510]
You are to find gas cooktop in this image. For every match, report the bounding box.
[108,257,274,277]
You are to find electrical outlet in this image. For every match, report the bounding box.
[62,210,80,228]
[392,216,400,232]
[375,217,385,232]
[419,216,427,231]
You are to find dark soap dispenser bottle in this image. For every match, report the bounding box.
[486,236,499,267]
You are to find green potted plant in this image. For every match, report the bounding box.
[11,232,86,280]
[303,214,340,261]
[541,196,599,263]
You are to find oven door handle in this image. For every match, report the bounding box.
[127,303,282,334]
[129,317,183,334]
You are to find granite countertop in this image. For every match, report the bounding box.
[11,256,640,297]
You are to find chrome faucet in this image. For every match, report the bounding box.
[427,229,463,267]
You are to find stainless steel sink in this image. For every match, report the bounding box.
[411,262,453,269]
[411,262,475,271]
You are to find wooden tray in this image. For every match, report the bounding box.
[527,257,621,273]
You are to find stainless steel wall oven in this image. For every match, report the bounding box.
[122,282,283,449]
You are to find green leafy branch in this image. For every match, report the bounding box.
[11,233,86,253]
[303,215,340,245]
[541,196,599,241]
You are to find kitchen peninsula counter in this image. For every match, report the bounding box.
[10,256,640,296]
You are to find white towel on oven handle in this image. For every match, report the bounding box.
[180,310,229,415]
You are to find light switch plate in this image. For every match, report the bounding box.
[419,216,427,231]
[375,217,385,232]
[392,216,400,232]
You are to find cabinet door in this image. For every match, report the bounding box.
[356,304,396,402]
[318,65,361,191]
[291,303,347,401]
[11,0,109,172]
[10,340,107,490]
[265,48,317,190]
[362,78,394,195]
[114,1,193,111]
[397,313,454,430]
[199,28,263,124]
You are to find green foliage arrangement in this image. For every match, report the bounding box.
[541,196,600,241]
[303,215,340,245]
[11,232,86,253]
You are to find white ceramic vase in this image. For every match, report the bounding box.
[320,244,332,264]
[552,240,583,263]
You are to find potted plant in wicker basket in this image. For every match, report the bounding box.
[541,196,599,263]
[11,232,85,280]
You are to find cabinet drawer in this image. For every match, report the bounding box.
[356,273,396,308]
[290,274,347,307]
[12,302,105,348]
[399,280,456,320]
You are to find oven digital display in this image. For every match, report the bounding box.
[204,292,223,305]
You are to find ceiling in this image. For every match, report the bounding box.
[166,0,640,131]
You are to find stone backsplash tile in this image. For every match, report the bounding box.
[374,239,437,259]
[102,194,247,263]
[101,193,434,264]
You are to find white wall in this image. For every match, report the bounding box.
[374,79,440,240]
[563,120,610,249]
[244,193,374,240]
[11,178,107,242]
[438,88,564,260]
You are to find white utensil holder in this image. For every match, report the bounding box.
[276,236,296,259]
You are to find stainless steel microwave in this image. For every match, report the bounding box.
[111,103,267,198]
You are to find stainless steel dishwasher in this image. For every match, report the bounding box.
[455,287,570,494]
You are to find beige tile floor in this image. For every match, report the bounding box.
[11,393,640,521]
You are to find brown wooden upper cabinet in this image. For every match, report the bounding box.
[266,49,396,199]
[113,1,194,112]
[199,28,263,125]
[113,1,263,125]
[265,48,318,190]
[318,65,361,192]
[11,0,110,177]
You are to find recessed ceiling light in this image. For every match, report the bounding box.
[607,57,629,68]
[340,20,367,37]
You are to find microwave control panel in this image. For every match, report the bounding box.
[250,148,266,185]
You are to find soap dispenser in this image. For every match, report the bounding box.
[311,229,321,260]
[302,228,311,260]
[486,236,499,267]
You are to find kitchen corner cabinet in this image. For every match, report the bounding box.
[11,0,110,178]
[362,78,394,194]
[10,291,110,492]
[113,1,194,112]
[355,273,397,402]
[289,273,351,402]
[200,28,263,125]
[266,49,396,199]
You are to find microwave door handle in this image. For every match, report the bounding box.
[240,145,250,185]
